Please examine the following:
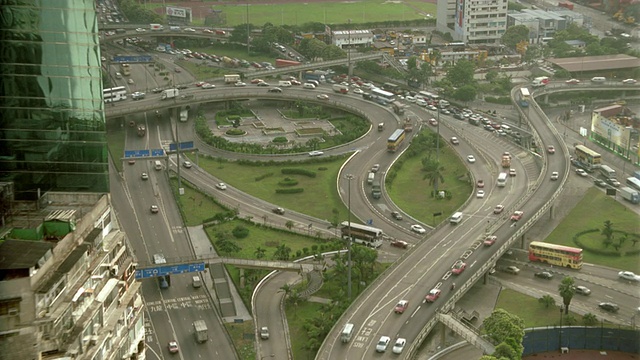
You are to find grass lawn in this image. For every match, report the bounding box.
[495,289,580,328]
[224,320,256,360]
[169,177,228,226]
[187,1,436,27]
[544,187,640,272]
[386,136,471,226]
[189,154,351,223]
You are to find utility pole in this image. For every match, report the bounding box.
[345,174,354,299]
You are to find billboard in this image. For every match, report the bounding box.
[456,0,465,28]
[166,6,187,18]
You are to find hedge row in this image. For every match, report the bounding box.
[282,168,316,178]
[573,229,640,257]
[255,172,274,181]
[278,178,299,186]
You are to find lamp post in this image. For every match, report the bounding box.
[347,19,351,77]
[345,174,354,300]
[559,304,564,349]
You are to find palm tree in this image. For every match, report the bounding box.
[601,220,614,247]
[538,294,555,308]
[254,247,266,260]
[558,277,575,314]
[421,157,445,193]
[278,283,293,299]
[583,313,598,325]
[285,220,294,230]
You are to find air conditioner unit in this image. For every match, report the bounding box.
[110,265,119,276]
[8,308,18,316]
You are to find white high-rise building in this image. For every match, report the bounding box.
[437,0,509,45]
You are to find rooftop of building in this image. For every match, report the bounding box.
[546,54,640,72]
[332,29,373,36]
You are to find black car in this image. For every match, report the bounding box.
[391,211,403,220]
[534,271,553,279]
[598,302,619,313]
[177,85,189,90]
[267,87,282,93]
[272,207,285,215]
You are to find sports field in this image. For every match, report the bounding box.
[148,0,436,27]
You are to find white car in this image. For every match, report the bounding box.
[352,88,364,94]
[308,150,324,157]
[135,28,146,32]
[574,285,591,295]
[467,155,476,163]
[618,271,640,282]
[234,82,247,87]
[550,171,559,180]
[392,338,406,354]
[201,83,215,89]
[576,169,588,177]
[621,78,637,84]
[476,190,485,198]
[215,183,227,190]
[183,28,196,32]
[411,224,426,234]
[183,161,192,168]
[376,336,391,352]
[316,94,329,100]
[405,96,416,103]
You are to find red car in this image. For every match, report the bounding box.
[477,179,484,188]
[251,78,263,84]
[565,79,580,85]
[451,262,466,275]
[483,236,497,246]
[429,118,438,126]
[390,239,408,249]
[547,145,555,154]
[425,288,441,303]
[195,81,206,87]
[394,300,409,314]
[510,211,524,221]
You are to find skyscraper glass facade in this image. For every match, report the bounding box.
[0,0,108,200]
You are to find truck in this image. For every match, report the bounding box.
[161,88,179,100]
[193,320,208,343]
[224,74,241,84]
[372,181,382,199]
[137,125,146,137]
[302,71,326,83]
[392,101,405,115]
[619,186,640,204]
[332,84,349,94]
[150,23,164,31]
[180,109,188,122]
[377,122,384,131]
[501,155,511,168]
[403,116,414,132]
[275,59,302,68]
[222,56,239,67]
[532,76,550,88]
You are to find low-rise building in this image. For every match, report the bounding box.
[332,29,374,48]
[0,187,144,360]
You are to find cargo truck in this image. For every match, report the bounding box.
[275,59,302,68]
[224,74,241,84]
[193,320,208,343]
[532,76,549,88]
[372,181,382,199]
[150,23,164,31]
[619,187,640,204]
[302,71,326,83]
[161,88,179,100]
[332,84,349,94]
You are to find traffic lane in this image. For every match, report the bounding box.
[255,271,300,359]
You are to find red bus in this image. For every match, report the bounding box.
[528,241,583,269]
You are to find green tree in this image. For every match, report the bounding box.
[229,23,253,44]
[483,309,525,357]
[279,283,293,299]
[493,342,519,360]
[273,244,292,260]
[285,220,294,230]
[453,84,477,102]
[558,276,575,314]
[216,237,241,254]
[583,312,598,326]
[538,294,556,308]
[254,247,267,259]
[601,220,614,248]
[407,56,418,70]
[445,59,476,88]
[421,157,445,193]
[501,25,530,49]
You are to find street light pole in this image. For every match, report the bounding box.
[559,305,564,349]
[347,19,351,77]
[345,174,354,300]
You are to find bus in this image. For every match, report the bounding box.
[371,88,396,102]
[599,165,616,179]
[518,87,530,108]
[382,82,401,95]
[340,221,384,248]
[387,129,406,152]
[497,172,508,187]
[574,145,601,172]
[528,241,583,269]
[103,86,127,103]
[626,177,640,192]
[120,63,131,76]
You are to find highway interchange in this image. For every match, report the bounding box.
[103,45,640,360]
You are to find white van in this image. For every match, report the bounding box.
[416,98,428,107]
[303,83,316,89]
[154,160,163,171]
[367,172,375,185]
[341,323,354,343]
[192,276,202,288]
[278,80,292,87]
[501,124,511,134]
[591,76,606,83]
[450,212,463,224]
[306,80,320,87]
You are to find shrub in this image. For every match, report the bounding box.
[484,96,512,105]
[228,115,241,121]
[226,129,246,136]
[278,177,299,186]
[275,188,304,194]
[282,168,317,178]
[232,225,249,238]
[255,172,274,181]
[272,136,288,144]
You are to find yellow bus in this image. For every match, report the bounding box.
[387,129,406,152]
[528,241,583,269]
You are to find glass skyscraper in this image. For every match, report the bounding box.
[0,1,109,200]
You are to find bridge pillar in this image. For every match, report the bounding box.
[239,268,245,288]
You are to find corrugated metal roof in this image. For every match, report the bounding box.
[45,209,76,222]
[547,54,640,72]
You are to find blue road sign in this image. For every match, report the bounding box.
[124,149,151,158]
[135,262,206,280]
[151,149,165,157]
[168,141,195,152]
[113,55,153,63]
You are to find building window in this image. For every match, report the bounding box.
[0,298,21,316]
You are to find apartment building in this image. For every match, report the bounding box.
[0,188,144,360]
[437,0,508,45]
